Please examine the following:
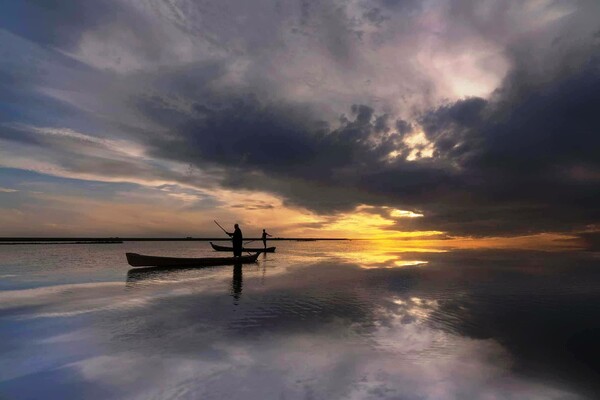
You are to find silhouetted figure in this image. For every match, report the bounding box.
[261,229,272,249]
[231,263,243,304]
[226,224,243,257]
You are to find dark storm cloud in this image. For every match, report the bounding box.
[137,52,599,236]
[138,94,406,212]
[356,57,600,236]
[410,58,600,235]
[1,0,598,238]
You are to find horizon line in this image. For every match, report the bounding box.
[0,237,353,242]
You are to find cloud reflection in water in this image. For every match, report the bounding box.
[1,252,592,399]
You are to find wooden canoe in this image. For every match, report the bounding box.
[126,252,259,268]
[210,242,276,253]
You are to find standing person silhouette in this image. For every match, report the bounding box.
[261,229,272,249]
[226,224,243,257]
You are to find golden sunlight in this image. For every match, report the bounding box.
[390,209,424,218]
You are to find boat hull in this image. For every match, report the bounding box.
[126,252,259,268]
[210,242,276,253]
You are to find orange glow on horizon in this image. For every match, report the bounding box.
[0,189,586,252]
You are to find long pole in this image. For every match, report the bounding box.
[214,220,228,235]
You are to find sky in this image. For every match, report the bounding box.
[0,0,598,248]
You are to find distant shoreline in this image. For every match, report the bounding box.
[0,237,350,243]
[0,242,124,245]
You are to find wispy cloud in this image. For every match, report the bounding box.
[0,0,597,241]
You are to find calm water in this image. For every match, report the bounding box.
[0,241,598,399]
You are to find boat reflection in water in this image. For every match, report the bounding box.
[125,265,212,286]
[126,263,244,305]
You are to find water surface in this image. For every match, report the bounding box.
[1,241,598,399]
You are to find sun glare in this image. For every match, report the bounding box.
[390,209,424,218]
